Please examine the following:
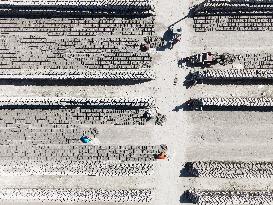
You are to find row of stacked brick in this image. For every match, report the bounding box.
[192,0,273,16]
[184,161,273,178]
[0,69,156,80]
[0,97,155,108]
[189,69,273,82]
[0,97,160,125]
[0,145,166,176]
[1,0,153,6]
[189,97,273,108]
[192,0,273,32]
[0,144,164,161]
[0,160,154,176]
[0,17,155,36]
[0,188,152,203]
[0,0,155,16]
[186,190,273,205]
[193,15,273,32]
[241,53,273,69]
[0,108,153,126]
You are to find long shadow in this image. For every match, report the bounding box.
[180,162,198,177]
[187,4,201,18]
[156,27,173,51]
[174,100,273,112]
[173,102,191,112]
[170,15,191,27]
[183,73,273,87]
[0,105,151,110]
[183,73,198,89]
[188,106,273,112]
[180,168,193,177]
[0,78,152,86]
[156,15,188,51]
[0,5,153,18]
[193,79,273,86]
[180,191,192,203]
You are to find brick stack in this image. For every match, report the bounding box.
[193,69,273,80]
[187,190,273,205]
[184,161,273,178]
[0,188,153,203]
[201,97,273,107]
[192,0,273,32]
[0,144,167,176]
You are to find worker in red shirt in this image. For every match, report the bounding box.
[156,151,168,160]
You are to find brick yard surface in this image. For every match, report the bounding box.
[4,0,273,205]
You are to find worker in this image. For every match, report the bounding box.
[171,26,182,39]
[156,151,168,160]
[80,135,91,143]
[169,26,182,49]
[140,43,150,52]
[90,127,99,137]
[160,144,168,151]
[170,36,181,49]
[80,134,100,145]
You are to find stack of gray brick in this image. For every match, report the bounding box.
[0,188,153,203]
[184,161,273,178]
[187,190,273,205]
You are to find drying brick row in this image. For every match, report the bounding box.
[187,190,273,205]
[0,97,155,108]
[195,69,273,80]
[0,144,165,161]
[0,160,155,176]
[0,0,155,16]
[0,188,153,203]
[197,97,273,107]
[184,161,273,178]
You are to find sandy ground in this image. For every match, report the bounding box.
[4,0,273,204]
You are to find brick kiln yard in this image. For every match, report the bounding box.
[4,0,273,205]
[0,0,184,205]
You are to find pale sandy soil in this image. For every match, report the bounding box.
[4,0,273,205]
